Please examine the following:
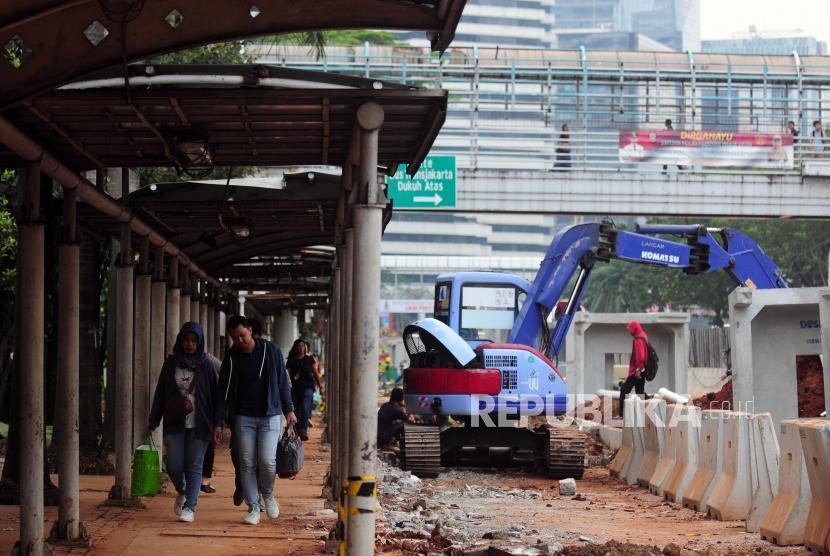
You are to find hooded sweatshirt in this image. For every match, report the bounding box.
[626,320,649,378]
[148,321,220,441]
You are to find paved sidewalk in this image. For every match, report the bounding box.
[0,422,334,555]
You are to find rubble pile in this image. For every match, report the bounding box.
[375,458,580,554]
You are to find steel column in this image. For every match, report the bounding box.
[166,257,181,356]
[213,307,222,358]
[16,165,47,556]
[338,233,354,542]
[199,299,208,336]
[329,265,341,502]
[52,187,85,542]
[346,101,385,555]
[180,270,191,326]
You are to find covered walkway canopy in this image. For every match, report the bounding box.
[0,60,449,556]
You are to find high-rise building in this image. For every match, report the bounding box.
[395,0,555,48]
[702,36,827,56]
[552,0,700,52]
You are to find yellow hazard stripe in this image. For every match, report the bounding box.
[346,475,377,497]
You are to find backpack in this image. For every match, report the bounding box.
[640,338,659,381]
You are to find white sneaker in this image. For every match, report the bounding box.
[264,497,280,519]
[243,509,260,525]
[174,493,186,516]
[178,507,194,523]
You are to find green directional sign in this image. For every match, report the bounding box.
[387,155,456,209]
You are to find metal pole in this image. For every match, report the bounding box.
[166,257,181,356]
[328,265,341,503]
[346,101,385,555]
[17,164,46,556]
[150,246,167,455]
[338,233,353,544]
[52,187,85,541]
[110,168,135,504]
[133,239,152,453]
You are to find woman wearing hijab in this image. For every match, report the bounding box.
[148,321,220,522]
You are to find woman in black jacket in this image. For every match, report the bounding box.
[148,321,219,523]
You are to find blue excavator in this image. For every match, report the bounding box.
[400,220,787,478]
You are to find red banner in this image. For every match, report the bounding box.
[619,130,794,169]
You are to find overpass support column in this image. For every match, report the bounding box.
[347,102,385,555]
[15,165,47,556]
[150,247,167,455]
[51,187,87,543]
[133,239,152,455]
[109,169,136,505]
[166,257,181,356]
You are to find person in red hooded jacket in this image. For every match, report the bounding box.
[620,320,648,419]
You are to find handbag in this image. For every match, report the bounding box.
[131,433,161,497]
[277,423,305,479]
[163,365,198,425]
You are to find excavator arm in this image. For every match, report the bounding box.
[507,220,787,358]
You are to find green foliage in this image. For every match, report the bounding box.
[0,169,17,292]
[581,218,830,325]
[321,30,399,46]
[149,41,253,65]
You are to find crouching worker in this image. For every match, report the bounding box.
[215,316,297,525]
[377,387,413,450]
[148,321,220,523]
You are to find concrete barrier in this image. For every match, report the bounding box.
[799,419,830,555]
[747,412,780,533]
[637,399,666,487]
[707,411,753,521]
[648,403,681,496]
[662,405,701,503]
[598,424,622,451]
[759,419,813,546]
[682,409,727,513]
[623,396,647,485]
[608,422,632,480]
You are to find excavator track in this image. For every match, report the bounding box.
[542,425,587,480]
[400,424,441,478]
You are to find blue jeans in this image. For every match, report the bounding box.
[234,414,282,510]
[163,429,209,511]
[293,388,314,435]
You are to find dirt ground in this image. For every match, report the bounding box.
[0,419,813,556]
[376,455,809,555]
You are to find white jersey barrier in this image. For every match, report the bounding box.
[707,411,754,521]
[623,396,647,485]
[648,403,682,496]
[759,419,813,546]
[747,412,780,533]
[637,399,666,487]
[799,419,830,555]
[682,409,727,513]
[662,405,701,503]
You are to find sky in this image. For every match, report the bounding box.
[700,0,830,44]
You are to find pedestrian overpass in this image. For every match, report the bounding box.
[256,44,830,217]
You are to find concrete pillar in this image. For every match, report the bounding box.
[729,288,756,415]
[180,284,191,326]
[166,258,181,357]
[213,307,222,358]
[199,298,208,337]
[346,101,385,555]
[110,168,135,504]
[133,259,152,452]
[328,266,341,501]
[272,309,299,352]
[238,293,246,316]
[51,188,86,542]
[190,281,200,325]
[818,288,830,418]
[150,248,167,453]
[16,165,47,556]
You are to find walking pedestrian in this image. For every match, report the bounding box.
[148,321,220,523]
[214,315,296,525]
[619,320,648,420]
[287,339,322,442]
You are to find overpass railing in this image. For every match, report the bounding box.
[251,44,830,173]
